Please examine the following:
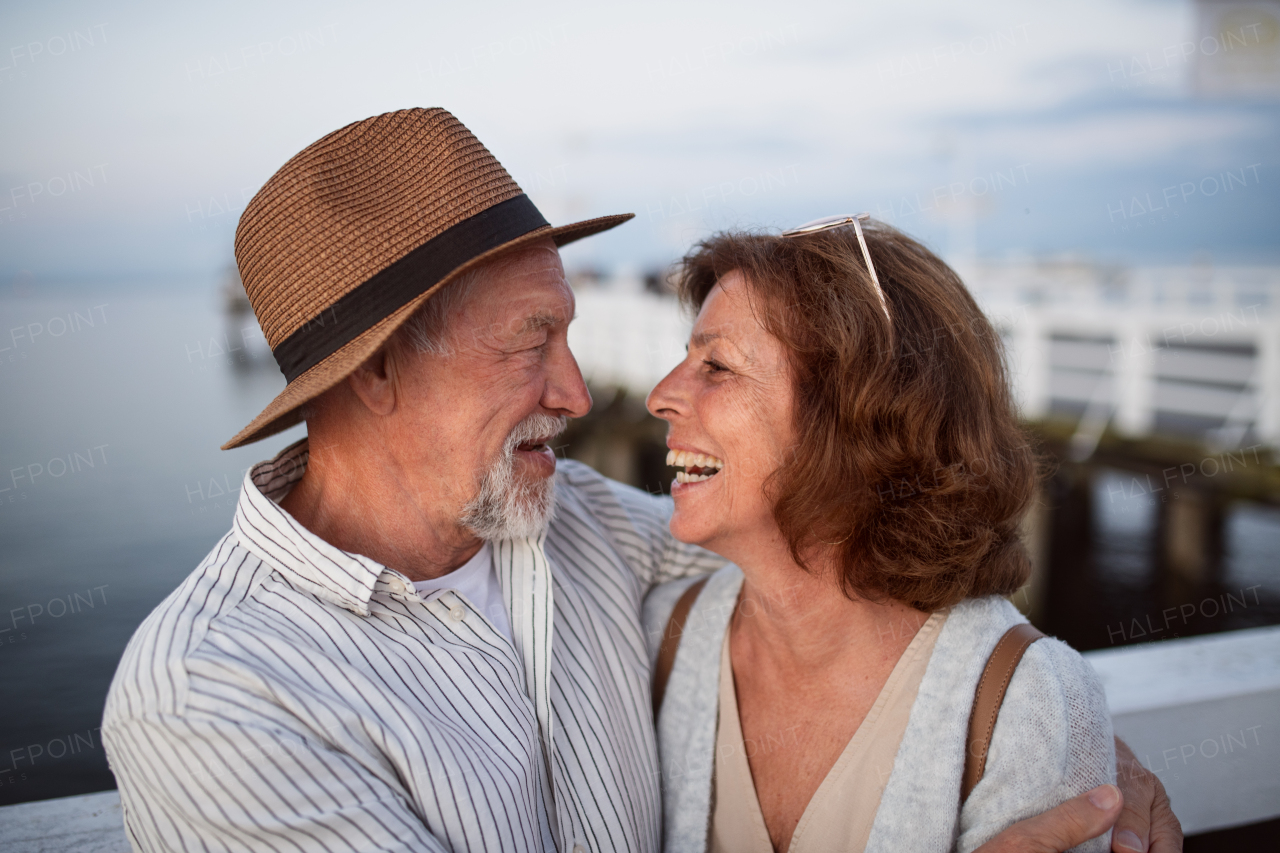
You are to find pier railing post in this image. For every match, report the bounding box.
[1154,487,1226,616]
[1044,463,1097,648]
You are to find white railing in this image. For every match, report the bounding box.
[0,789,128,853]
[973,262,1280,447]
[1084,624,1280,834]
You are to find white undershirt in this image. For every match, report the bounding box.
[411,542,512,643]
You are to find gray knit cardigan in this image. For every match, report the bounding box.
[642,565,1115,853]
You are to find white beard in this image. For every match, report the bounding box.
[460,413,567,541]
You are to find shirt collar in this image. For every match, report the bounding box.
[232,437,388,616]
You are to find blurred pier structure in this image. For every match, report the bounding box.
[967,260,1280,654]
[975,260,1279,454]
[218,266,274,370]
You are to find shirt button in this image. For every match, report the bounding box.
[448,604,466,623]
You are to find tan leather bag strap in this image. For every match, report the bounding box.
[961,622,1044,803]
[652,578,710,716]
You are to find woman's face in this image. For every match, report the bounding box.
[646,271,796,558]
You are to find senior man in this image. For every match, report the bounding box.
[102,109,1178,853]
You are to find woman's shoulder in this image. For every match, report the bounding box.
[855,596,1115,853]
[938,595,1035,643]
[932,597,1110,760]
[942,597,1115,852]
[939,596,1105,703]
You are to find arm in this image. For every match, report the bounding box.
[958,639,1115,853]
[960,639,1184,853]
[973,748,1183,853]
[104,712,450,852]
[974,784,1124,853]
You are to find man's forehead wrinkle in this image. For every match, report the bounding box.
[520,310,562,334]
[459,262,573,338]
[485,288,573,339]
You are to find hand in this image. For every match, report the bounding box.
[1113,737,1183,853]
[973,785,1123,853]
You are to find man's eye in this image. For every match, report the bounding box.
[703,359,728,373]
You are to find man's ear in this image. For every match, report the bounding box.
[347,345,398,416]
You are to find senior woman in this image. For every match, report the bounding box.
[642,217,1115,853]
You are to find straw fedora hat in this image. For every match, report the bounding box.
[222,107,632,450]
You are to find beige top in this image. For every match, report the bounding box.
[710,610,948,853]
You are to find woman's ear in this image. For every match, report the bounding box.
[346,345,398,416]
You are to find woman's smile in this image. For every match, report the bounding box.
[666,448,725,485]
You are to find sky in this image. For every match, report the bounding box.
[1,0,1278,286]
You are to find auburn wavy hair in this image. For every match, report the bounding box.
[675,222,1036,611]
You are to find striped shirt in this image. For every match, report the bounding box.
[102,439,724,853]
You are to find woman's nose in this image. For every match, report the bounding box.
[646,363,686,421]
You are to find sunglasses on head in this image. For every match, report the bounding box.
[781,213,891,325]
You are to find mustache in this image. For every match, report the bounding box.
[502,413,568,455]
[462,412,566,540]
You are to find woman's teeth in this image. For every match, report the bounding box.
[666,449,725,484]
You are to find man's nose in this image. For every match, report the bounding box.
[544,344,592,419]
